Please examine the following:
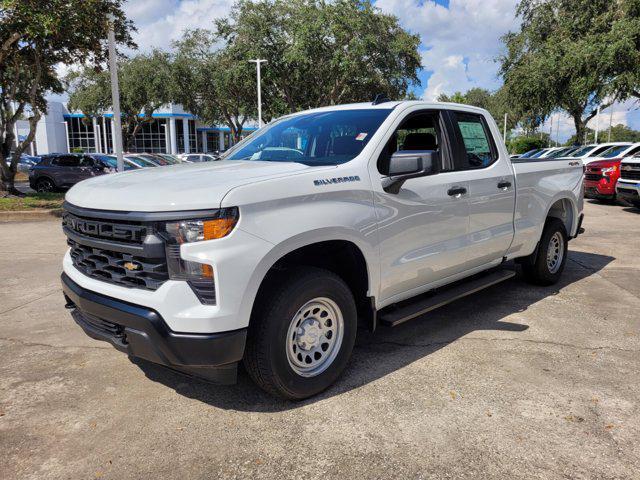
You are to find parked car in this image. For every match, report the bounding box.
[584,159,621,202]
[566,142,632,164]
[179,153,219,163]
[62,100,584,399]
[5,153,41,173]
[545,146,579,158]
[154,153,182,164]
[29,153,111,192]
[87,154,139,172]
[124,154,158,168]
[616,153,640,209]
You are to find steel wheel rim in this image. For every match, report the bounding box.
[37,179,53,192]
[546,231,564,274]
[286,297,344,377]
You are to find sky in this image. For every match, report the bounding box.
[65,0,640,142]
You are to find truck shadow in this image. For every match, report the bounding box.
[131,250,613,412]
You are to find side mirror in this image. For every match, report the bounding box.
[382,150,438,194]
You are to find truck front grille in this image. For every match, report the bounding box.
[68,239,168,290]
[584,173,602,181]
[63,212,148,244]
[620,168,640,181]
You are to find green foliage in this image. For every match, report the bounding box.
[171,29,255,141]
[499,0,640,142]
[67,51,172,151]
[508,135,549,154]
[0,0,134,192]
[437,87,521,132]
[0,192,64,211]
[564,124,640,145]
[215,0,422,120]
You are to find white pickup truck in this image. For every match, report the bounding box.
[61,101,584,399]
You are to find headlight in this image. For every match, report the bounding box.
[159,207,239,305]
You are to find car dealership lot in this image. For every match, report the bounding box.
[1,201,639,479]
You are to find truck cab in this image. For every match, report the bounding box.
[61,101,584,399]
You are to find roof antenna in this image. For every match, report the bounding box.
[372,93,391,105]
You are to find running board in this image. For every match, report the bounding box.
[379,269,516,327]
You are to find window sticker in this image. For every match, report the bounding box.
[355,132,368,141]
[458,121,489,154]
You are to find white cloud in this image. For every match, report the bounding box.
[124,0,234,52]
[376,0,519,99]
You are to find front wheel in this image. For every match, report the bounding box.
[243,267,357,400]
[36,177,55,193]
[520,217,568,286]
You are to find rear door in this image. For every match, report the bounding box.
[447,111,516,269]
[51,155,83,186]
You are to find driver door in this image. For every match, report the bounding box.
[372,109,472,304]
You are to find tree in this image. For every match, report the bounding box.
[171,30,255,142]
[508,135,549,154]
[0,0,134,194]
[67,51,172,151]
[215,0,422,120]
[437,87,521,133]
[564,124,640,145]
[499,0,640,144]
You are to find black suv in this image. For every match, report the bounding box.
[29,153,111,192]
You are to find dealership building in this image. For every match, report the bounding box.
[16,101,257,156]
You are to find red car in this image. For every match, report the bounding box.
[584,159,621,201]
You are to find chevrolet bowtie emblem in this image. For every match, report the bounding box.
[123,261,141,271]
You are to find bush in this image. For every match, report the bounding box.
[508,136,547,155]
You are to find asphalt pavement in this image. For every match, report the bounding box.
[1,200,639,479]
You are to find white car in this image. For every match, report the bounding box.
[178,153,219,163]
[61,101,584,399]
[566,142,632,164]
[616,153,640,208]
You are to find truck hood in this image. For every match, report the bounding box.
[65,160,310,211]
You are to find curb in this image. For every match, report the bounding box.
[0,209,63,222]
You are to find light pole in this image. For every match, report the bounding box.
[249,59,267,128]
[107,14,125,172]
[594,105,601,144]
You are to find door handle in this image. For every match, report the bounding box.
[497,180,512,190]
[447,186,467,197]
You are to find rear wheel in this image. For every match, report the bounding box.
[36,177,55,193]
[521,217,568,286]
[244,267,357,400]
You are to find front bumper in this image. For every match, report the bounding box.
[584,178,616,198]
[62,273,247,383]
[616,180,640,203]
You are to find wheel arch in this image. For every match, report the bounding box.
[545,195,577,237]
[245,230,378,332]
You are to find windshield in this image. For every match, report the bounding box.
[530,149,548,158]
[224,109,392,166]
[547,148,568,158]
[599,145,628,158]
[96,155,136,171]
[567,146,594,157]
[520,149,540,158]
[126,155,157,167]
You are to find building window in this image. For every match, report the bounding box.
[128,119,167,153]
[176,119,197,153]
[206,131,220,152]
[67,116,95,152]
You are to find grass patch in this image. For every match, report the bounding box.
[0,192,65,211]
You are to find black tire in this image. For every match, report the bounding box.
[521,217,568,286]
[243,267,357,400]
[631,200,640,210]
[35,177,56,193]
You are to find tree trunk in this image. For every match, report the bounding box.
[573,115,585,145]
[0,162,19,196]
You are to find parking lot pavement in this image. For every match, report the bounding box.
[1,201,639,479]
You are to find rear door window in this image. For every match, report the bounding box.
[451,112,498,169]
[51,155,81,167]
